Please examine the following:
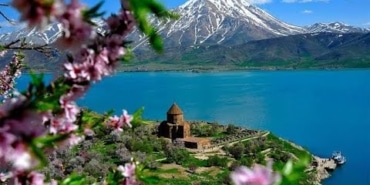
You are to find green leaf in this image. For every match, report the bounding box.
[277,155,311,185]
[129,0,177,52]
[139,175,160,184]
[105,170,123,185]
[29,141,48,167]
[35,101,57,111]
[82,1,105,18]
[61,174,86,185]
[30,73,44,88]
[121,48,134,63]
[131,107,145,127]
[148,32,163,52]
[282,161,293,175]
[34,134,69,147]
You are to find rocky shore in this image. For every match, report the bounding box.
[283,139,339,185]
[307,156,338,185]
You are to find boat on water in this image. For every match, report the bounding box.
[332,151,346,165]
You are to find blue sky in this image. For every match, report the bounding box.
[1,0,369,29]
[160,0,370,27]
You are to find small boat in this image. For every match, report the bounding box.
[332,151,346,165]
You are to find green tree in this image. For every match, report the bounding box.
[164,145,190,165]
[229,143,245,159]
[226,124,238,135]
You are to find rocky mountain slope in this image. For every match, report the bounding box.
[132,0,305,49]
[305,22,370,34]
[128,32,370,70]
[1,0,370,71]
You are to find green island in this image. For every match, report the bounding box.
[41,103,339,185]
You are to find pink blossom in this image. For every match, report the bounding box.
[87,50,109,81]
[29,172,45,185]
[64,62,91,82]
[63,47,120,83]
[49,116,78,134]
[230,163,281,185]
[12,0,65,29]
[121,110,133,128]
[66,134,84,147]
[0,127,17,157]
[106,10,135,36]
[107,115,123,132]
[0,50,7,57]
[52,133,84,149]
[118,162,137,185]
[55,0,95,51]
[106,15,121,31]
[59,98,80,122]
[0,96,25,117]
[84,128,95,137]
[63,47,115,82]
[105,34,126,61]
[107,110,133,131]
[0,172,13,182]
[62,84,88,101]
[48,179,58,185]
[0,54,23,101]
[8,142,36,170]
[8,171,46,185]
[6,111,48,138]
[118,163,135,177]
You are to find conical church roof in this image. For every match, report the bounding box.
[167,103,183,115]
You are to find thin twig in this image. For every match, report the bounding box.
[4,39,20,48]
[5,45,52,50]
[0,11,16,25]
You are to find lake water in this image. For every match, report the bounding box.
[17,70,370,185]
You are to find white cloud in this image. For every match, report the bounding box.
[282,0,329,3]
[302,10,313,14]
[248,0,273,4]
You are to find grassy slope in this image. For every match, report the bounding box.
[43,110,318,185]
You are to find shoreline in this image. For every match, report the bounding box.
[308,156,338,185]
[117,66,370,73]
[24,66,370,74]
[283,139,339,185]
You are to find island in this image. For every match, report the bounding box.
[41,103,340,185]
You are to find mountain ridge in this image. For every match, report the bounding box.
[1,0,370,71]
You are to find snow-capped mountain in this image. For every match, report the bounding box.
[0,23,63,45]
[1,0,369,49]
[305,22,370,34]
[132,0,305,49]
[0,19,107,46]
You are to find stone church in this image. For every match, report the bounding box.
[158,103,191,140]
[158,103,211,149]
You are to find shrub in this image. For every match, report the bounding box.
[229,143,245,159]
[207,155,228,168]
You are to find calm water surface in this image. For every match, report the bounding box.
[18,70,370,185]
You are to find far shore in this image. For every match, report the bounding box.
[25,66,370,74]
[118,67,370,73]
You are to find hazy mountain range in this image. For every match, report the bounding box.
[1,0,370,71]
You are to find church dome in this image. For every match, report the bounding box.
[167,103,183,115]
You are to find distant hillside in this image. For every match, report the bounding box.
[125,32,370,71]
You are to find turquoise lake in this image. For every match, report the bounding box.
[18,70,370,185]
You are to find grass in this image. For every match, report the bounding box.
[151,168,180,174]
[266,134,311,159]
